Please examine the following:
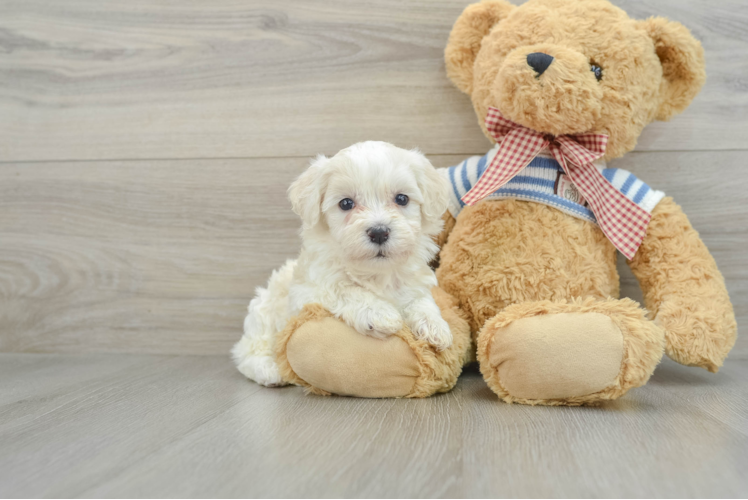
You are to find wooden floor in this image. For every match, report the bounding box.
[1,0,747,498]
[1,353,746,498]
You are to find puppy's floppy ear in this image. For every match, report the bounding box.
[445,0,515,95]
[288,155,331,229]
[409,150,450,237]
[638,17,706,121]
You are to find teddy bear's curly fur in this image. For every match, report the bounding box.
[271,0,737,405]
[436,0,736,405]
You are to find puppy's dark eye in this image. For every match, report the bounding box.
[590,64,603,81]
[395,194,409,206]
[339,198,355,211]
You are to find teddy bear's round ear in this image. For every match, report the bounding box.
[638,17,707,121]
[445,0,515,95]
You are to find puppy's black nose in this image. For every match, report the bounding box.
[527,52,554,76]
[367,227,389,245]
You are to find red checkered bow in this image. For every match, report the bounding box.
[461,107,651,259]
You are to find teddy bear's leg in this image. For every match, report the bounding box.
[274,287,472,398]
[477,298,665,406]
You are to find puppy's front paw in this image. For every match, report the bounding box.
[357,305,403,339]
[411,315,453,351]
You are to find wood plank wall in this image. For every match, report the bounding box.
[1,0,745,357]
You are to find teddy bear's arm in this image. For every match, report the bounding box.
[435,211,457,249]
[627,197,737,372]
[430,212,457,269]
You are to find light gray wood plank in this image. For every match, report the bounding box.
[0,151,745,356]
[1,0,746,163]
[647,358,748,437]
[0,352,150,407]
[82,377,466,499]
[1,353,745,498]
[0,353,259,498]
[0,157,304,355]
[460,359,748,498]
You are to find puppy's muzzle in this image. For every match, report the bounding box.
[367,226,390,245]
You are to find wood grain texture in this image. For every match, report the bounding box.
[1,1,745,496]
[0,353,746,498]
[0,157,302,354]
[1,0,747,162]
[0,152,744,357]
[461,359,748,498]
[1,151,745,357]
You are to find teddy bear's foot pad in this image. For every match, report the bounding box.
[490,312,623,400]
[276,295,471,399]
[478,299,666,405]
[285,317,421,398]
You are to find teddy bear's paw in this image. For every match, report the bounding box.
[477,299,665,406]
[411,315,453,351]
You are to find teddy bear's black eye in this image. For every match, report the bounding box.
[591,64,603,81]
[339,198,355,211]
[395,194,409,206]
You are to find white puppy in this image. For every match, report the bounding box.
[232,141,453,387]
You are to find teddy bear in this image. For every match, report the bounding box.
[270,0,737,405]
[434,0,737,405]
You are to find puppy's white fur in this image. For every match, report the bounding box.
[232,141,452,387]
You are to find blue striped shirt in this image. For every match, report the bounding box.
[440,146,665,225]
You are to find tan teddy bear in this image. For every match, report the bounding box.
[435,0,737,405]
[271,0,736,405]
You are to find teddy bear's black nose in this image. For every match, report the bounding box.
[527,52,554,76]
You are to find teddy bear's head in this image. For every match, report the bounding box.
[445,0,706,159]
